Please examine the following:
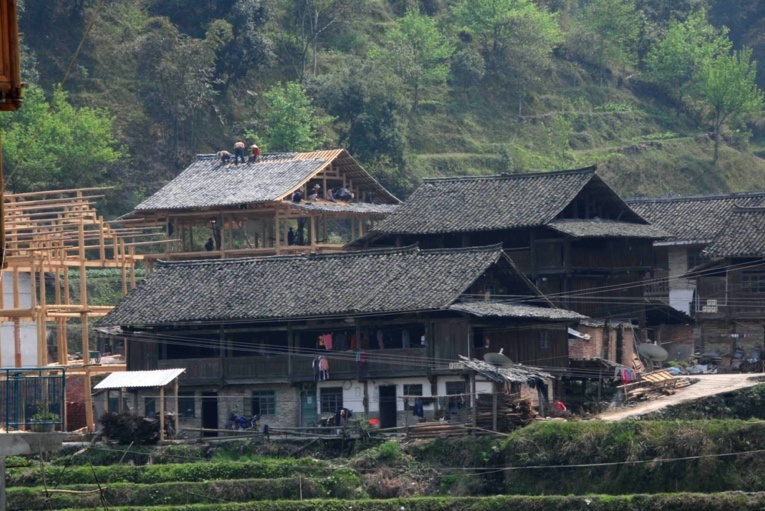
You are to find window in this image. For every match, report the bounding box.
[743,273,765,293]
[144,397,156,417]
[687,249,705,270]
[178,392,196,418]
[107,391,120,413]
[540,330,550,349]
[320,387,343,413]
[445,381,465,410]
[252,390,276,416]
[403,384,423,411]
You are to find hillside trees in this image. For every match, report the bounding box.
[376,8,454,109]
[703,48,764,164]
[1,87,124,192]
[255,81,332,152]
[572,0,641,78]
[645,10,731,103]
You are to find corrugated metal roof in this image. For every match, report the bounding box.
[94,368,185,390]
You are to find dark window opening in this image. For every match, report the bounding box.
[320,387,343,414]
[178,392,196,418]
[252,390,276,416]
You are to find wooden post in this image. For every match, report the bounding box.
[492,382,498,432]
[38,262,46,366]
[310,216,316,246]
[159,386,166,442]
[118,389,124,413]
[174,379,179,437]
[471,373,477,434]
[12,266,19,367]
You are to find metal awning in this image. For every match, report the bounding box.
[94,368,185,390]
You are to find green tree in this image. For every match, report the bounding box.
[376,8,454,109]
[703,48,764,165]
[1,86,124,192]
[257,82,331,152]
[646,10,731,102]
[573,0,641,77]
[452,0,544,58]
[451,47,486,99]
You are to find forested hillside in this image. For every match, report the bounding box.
[8,0,765,214]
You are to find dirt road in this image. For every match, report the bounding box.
[597,373,765,421]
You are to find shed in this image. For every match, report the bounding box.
[95,368,185,441]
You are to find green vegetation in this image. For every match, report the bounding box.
[11,0,765,211]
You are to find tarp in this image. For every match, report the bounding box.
[94,368,185,390]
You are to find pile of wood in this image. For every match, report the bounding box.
[475,394,537,433]
[619,370,694,402]
[406,422,470,439]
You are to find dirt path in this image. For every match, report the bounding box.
[597,373,765,421]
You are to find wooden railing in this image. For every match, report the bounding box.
[159,358,221,383]
[225,355,289,381]
[644,270,669,300]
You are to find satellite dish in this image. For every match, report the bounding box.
[637,343,669,362]
[484,352,514,367]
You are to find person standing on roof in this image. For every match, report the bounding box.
[251,144,261,163]
[234,140,246,165]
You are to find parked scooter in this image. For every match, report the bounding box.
[226,412,260,431]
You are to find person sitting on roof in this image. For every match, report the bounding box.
[308,184,320,201]
[234,141,246,165]
[292,189,303,203]
[217,150,231,164]
[333,187,354,201]
[204,238,215,251]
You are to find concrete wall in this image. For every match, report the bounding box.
[667,246,697,314]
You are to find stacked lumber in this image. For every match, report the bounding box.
[475,394,537,432]
[406,422,469,438]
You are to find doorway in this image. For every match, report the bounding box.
[300,385,318,427]
[379,385,397,429]
[201,392,218,437]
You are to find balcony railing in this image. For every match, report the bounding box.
[0,368,66,432]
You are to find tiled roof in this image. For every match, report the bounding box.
[364,166,646,236]
[449,302,586,320]
[627,192,765,244]
[704,208,765,258]
[546,219,669,239]
[101,245,558,327]
[134,149,398,211]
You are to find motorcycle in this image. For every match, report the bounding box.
[226,412,260,431]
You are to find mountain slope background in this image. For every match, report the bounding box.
[11,0,765,213]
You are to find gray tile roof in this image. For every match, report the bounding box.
[449,302,586,320]
[134,150,399,212]
[627,192,765,244]
[135,155,325,211]
[546,219,669,239]
[364,166,647,236]
[704,208,765,258]
[101,245,561,327]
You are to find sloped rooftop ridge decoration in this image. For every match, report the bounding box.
[134,148,399,212]
[362,165,649,236]
[99,243,565,327]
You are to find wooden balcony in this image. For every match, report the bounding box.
[225,355,289,383]
[159,358,221,384]
[644,270,669,302]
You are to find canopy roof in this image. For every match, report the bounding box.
[94,368,185,390]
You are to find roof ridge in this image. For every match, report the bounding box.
[627,191,765,204]
[420,243,504,255]
[422,165,597,183]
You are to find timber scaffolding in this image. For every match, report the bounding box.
[0,186,169,431]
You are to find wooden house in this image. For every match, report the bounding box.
[628,193,765,360]
[685,207,765,361]
[350,167,668,367]
[98,245,584,432]
[121,149,400,262]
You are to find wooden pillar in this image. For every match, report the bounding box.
[12,266,20,367]
[63,268,70,305]
[471,373,477,434]
[310,216,316,246]
[173,379,179,436]
[129,246,136,290]
[159,386,166,442]
[38,262,46,366]
[492,382,498,432]
[54,270,61,305]
[118,389,124,413]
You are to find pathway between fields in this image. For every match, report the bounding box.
[597,373,765,421]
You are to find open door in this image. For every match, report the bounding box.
[201,392,218,437]
[379,385,397,429]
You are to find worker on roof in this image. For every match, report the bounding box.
[308,184,320,201]
[249,144,261,163]
[217,150,231,164]
[292,189,303,203]
[234,140,246,165]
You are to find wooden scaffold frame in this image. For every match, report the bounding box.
[1,186,171,430]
